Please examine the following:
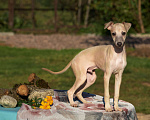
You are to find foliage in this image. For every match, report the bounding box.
[0,12,10,31]
[88,0,143,34]
[0,46,149,113]
[0,0,150,33]
[17,97,43,108]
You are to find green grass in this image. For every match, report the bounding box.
[0,46,150,114]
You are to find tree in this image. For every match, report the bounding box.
[138,0,145,33]
[77,0,82,25]
[84,0,91,28]
[8,0,15,29]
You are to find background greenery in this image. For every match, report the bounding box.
[0,0,150,34]
[0,46,149,114]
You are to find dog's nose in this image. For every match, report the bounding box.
[117,42,122,47]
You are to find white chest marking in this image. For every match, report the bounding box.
[112,55,125,73]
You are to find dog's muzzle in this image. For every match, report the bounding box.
[117,42,123,47]
[115,36,124,48]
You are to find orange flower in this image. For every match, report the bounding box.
[39,101,51,109]
[39,96,53,109]
[32,100,36,106]
[44,96,53,105]
[39,105,51,109]
[45,96,53,101]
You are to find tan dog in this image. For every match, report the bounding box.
[42,21,131,112]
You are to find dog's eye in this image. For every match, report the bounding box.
[112,32,116,36]
[122,32,126,35]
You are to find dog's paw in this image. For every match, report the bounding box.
[70,103,78,107]
[114,106,123,111]
[105,107,113,112]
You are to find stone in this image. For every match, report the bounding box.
[28,89,54,100]
[17,90,138,120]
[0,95,17,108]
[0,32,14,36]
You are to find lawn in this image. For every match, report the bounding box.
[0,46,150,114]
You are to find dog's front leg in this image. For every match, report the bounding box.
[114,70,123,111]
[104,72,113,112]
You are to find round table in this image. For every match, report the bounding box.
[17,90,138,120]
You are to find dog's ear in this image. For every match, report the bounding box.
[104,21,114,30]
[123,22,131,32]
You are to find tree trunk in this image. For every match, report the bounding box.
[77,0,82,25]
[8,0,15,29]
[84,0,91,28]
[138,0,145,33]
[31,0,36,28]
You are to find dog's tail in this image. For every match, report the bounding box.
[42,60,72,75]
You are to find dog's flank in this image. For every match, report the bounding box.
[42,21,131,112]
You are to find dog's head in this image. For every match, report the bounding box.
[104,21,131,48]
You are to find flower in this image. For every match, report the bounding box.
[32,106,36,109]
[32,100,36,106]
[39,101,51,109]
[46,96,53,101]
[39,96,53,109]
[44,96,53,105]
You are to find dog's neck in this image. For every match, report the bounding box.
[113,44,125,54]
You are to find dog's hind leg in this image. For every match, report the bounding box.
[67,74,87,107]
[75,69,97,104]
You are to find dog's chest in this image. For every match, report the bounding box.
[112,56,125,73]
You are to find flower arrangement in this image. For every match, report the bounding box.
[17,96,53,109]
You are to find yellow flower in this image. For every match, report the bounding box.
[44,96,52,102]
[48,100,53,105]
[41,101,47,106]
[44,98,48,102]
[46,96,53,100]
[39,96,53,109]
[44,96,53,105]
[40,101,51,109]
[39,104,51,109]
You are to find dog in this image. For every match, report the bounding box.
[42,21,131,112]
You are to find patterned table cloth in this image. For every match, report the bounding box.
[17,90,137,120]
